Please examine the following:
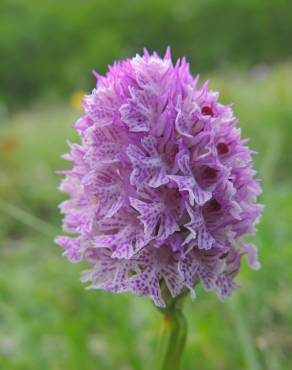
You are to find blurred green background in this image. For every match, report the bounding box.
[0,0,292,369]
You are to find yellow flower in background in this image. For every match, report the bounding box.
[0,136,18,156]
[70,90,85,110]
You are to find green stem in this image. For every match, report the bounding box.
[156,294,187,370]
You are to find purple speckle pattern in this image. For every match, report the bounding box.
[56,49,263,307]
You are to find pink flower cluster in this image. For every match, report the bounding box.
[56,49,263,307]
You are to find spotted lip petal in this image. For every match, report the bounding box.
[129,246,184,307]
[83,87,120,127]
[168,153,212,206]
[93,210,148,259]
[81,249,138,293]
[83,167,125,219]
[120,88,158,132]
[83,125,124,167]
[56,48,263,306]
[55,236,84,263]
[126,136,169,188]
[184,202,215,250]
[215,248,241,300]
[93,225,146,259]
[129,193,180,241]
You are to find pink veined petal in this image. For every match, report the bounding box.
[185,220,215,251]
[184,202,215,250]
[129,268,165,307]
[81,249,137,293]
[240,241,261,270]
[126,136,169,188]
[178,246,224,297]
[129,196,180,241]
[120,100,150,132]
[197,223,215,250]
[175,110,194,138]
[131,54,171,89]
[129,246,183,307]
[169,153,212,206]
[83,87,119,127]
[195,247,225,291]
[215,248,241,299]
[94,222,147,260]
[169,175,212,206]
[55,236,84,263]
[84,125,124,167]
[215,274,240,300]
[178,251,199,299]
[162,263,184,298]
[84,168,125,219]
[120,88,157,132]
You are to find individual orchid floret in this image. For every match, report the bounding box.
[56,48,263,307]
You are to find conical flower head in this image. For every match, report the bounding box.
[56,48,263,307]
